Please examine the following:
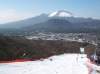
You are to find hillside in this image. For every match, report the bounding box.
[21,19,100,33]
[23,19,73,32]
[0,20,100,35]
[0,14,49,28]
[0,34,95,60]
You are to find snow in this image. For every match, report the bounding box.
[91,65,100,74]
[48,10,75,17]
[58,12,73,17]
[0,54,88,74]
[48,11,58,17]
[86,62,100,74]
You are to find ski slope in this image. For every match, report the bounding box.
[86,62,100,74]
[0,54,88,74]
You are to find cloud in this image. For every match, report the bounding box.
[0,9,35,24]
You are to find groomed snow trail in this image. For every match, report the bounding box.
[0,54,88,74]
[86,62,100,74]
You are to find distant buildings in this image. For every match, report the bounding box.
[25,32,97,45]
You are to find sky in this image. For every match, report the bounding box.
[0,0,100,24]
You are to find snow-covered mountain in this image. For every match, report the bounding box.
[0,10,94,28]
[48,10,75,17]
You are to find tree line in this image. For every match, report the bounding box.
[0,34,95,60]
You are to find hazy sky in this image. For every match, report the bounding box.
[0,0,100,24]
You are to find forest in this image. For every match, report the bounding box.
[0,34,95,60]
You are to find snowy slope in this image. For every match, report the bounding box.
[86,62,100,74]
[0,54,88,74]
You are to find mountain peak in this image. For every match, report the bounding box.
[48,10,75,17]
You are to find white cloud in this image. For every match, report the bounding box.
[0,9,35,24]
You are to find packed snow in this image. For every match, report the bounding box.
[86,61,100,74]
[0,54,89,74]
